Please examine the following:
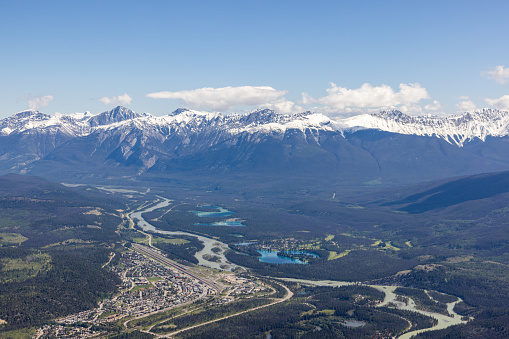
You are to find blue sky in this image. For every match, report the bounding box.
[1,0,508,118]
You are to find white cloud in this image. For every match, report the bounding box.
[486,95,509,110]
[23,95,53,110]
[259,99,304,114]
[456,96,476,112]
[98,93,132,106]
[482,65,509,84]
[146,86,287,112]
[303,82,429,111]
[424,100,443,113]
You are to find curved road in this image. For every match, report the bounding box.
[124,195,467,338]
[162,281,293,338]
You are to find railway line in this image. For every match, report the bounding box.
[131,243,223,293]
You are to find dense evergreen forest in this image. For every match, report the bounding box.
[0,175,126,333]
[0,246,121,331]
[2,171,509,337]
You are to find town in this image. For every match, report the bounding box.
[34,247,267,338]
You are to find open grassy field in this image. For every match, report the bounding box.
[0,233,28,246]
[0,252,51,283]
[151,235,189,245]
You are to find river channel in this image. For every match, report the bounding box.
[279,278,468,338]
[125,195,468,337]
[130,197,241,272]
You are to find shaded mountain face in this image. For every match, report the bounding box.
[378,170,509,213]
[88,106,141,127]
[2,106,509,185]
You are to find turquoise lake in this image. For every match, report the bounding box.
[256,250,319,264]
[234,242,258,246]
[192,206,245,226]
[195,220,246,227]
[191,206,235,218]
[282,251,319,258]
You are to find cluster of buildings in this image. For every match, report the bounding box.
[34,324,104,339]
[255,237,317,252]
[221,274,267,297]
[34,250,213,338]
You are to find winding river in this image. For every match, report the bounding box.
[279,278,468,338]
[124,195,469,337]
[130,197,241,272]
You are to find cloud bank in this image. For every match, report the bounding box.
[486,95,509,110]
[424,100,443,113]
[146,82,509,117]
[258,99,304,115]
[24,95,54,110]
[147,86,288,112]
[482,65,509,84]
[456,96,477,112]
[302,83,429,111]
[98,93,132,106]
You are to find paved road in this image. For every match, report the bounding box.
[162,281,293,338]
[124,296,201,329]
[101,252,115,268]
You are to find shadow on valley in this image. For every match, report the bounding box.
[383,170,509,213]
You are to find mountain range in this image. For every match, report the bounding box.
[2,106,509,185]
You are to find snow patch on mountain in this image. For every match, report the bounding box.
[2,106,509,148]
[0,110,92,137]
[341,109,509,146]
[233,111,338,134]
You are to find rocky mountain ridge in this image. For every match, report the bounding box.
[2,106,509,185]
[4,106,509,147]
[343,108,509,146]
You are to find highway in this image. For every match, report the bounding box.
[131,243,223,293]
[162,281,293,338]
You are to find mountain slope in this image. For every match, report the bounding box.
[2,106,509,185]
[380,170,509,213]
[343,109,509,146]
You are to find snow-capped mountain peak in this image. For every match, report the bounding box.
[341,109,509,146]
[89,106,140,127]
[3,106,509,184]
[3,106,509,148]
